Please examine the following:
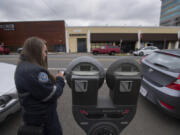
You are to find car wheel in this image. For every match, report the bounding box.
[110,52,115,55]
[139,52,144,56]
[93,51,98,55]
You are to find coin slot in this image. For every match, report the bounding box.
[85,113,104,119]
[106,113,123,119]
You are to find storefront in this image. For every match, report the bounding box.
[66,26,180,53]
[91,33,137,53]
[141,33,178,49]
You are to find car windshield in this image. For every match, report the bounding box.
[145,52,180,72]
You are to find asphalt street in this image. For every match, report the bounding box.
[0,54,179,135]
[0,53,139,68]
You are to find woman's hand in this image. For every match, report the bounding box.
[56,71,64,78]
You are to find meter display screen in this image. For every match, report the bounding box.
[121,65,131,72]
[80,65,91,71]
[72,63,99,76]
[114,63,140,76]
[73,63,98,72]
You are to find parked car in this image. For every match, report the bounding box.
[140,49,180,118]
[133,46,159,56]
[92,45,120,55]
[17,48,23,54]
[0,63,20,122]
[0,46,10,55]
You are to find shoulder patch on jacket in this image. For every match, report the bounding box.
[38,72,49,83]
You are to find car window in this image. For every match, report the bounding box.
[101,46,105,49]
[145,52,180,72]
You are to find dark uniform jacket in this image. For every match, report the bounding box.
[15,61,65,135]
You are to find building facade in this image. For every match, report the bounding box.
[1,20,180,53]
[66,26,180,53]
[0,20,66,51]
[160,0,180,26]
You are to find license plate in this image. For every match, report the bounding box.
[140,87,148,97]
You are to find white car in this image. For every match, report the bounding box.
[133,46,159,56]
[17,48,22,54]
[0,63,20,122]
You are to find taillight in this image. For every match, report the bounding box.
[166,75,180,91]
[160,101,174,110]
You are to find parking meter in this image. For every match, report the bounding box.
[106,58,142,105]
[66,56,142,135]
[65,56,105,105]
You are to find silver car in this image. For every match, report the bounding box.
[0,63,20,122]
[133,46,159,56]
[140,49,180,118]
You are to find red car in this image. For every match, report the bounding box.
[92,45,120,55]
[0,45,10,55]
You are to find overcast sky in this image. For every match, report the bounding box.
[0,0,162,26]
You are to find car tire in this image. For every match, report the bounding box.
[139,52,144,56]
[110,52,115,55]
[93,51,98,55]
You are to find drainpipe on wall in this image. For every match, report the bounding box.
[65,31,69,53]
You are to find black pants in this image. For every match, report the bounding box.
[23,110,62,135]
[44,111,62,135]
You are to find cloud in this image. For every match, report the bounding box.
[0,0,161,26]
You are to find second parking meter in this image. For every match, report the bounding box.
[106,58,142,105]
[66,56,142,135]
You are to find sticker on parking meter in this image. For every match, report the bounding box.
[75,80,88,92]
[120,81,133,92]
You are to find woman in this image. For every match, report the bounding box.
[15,37,65,135]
